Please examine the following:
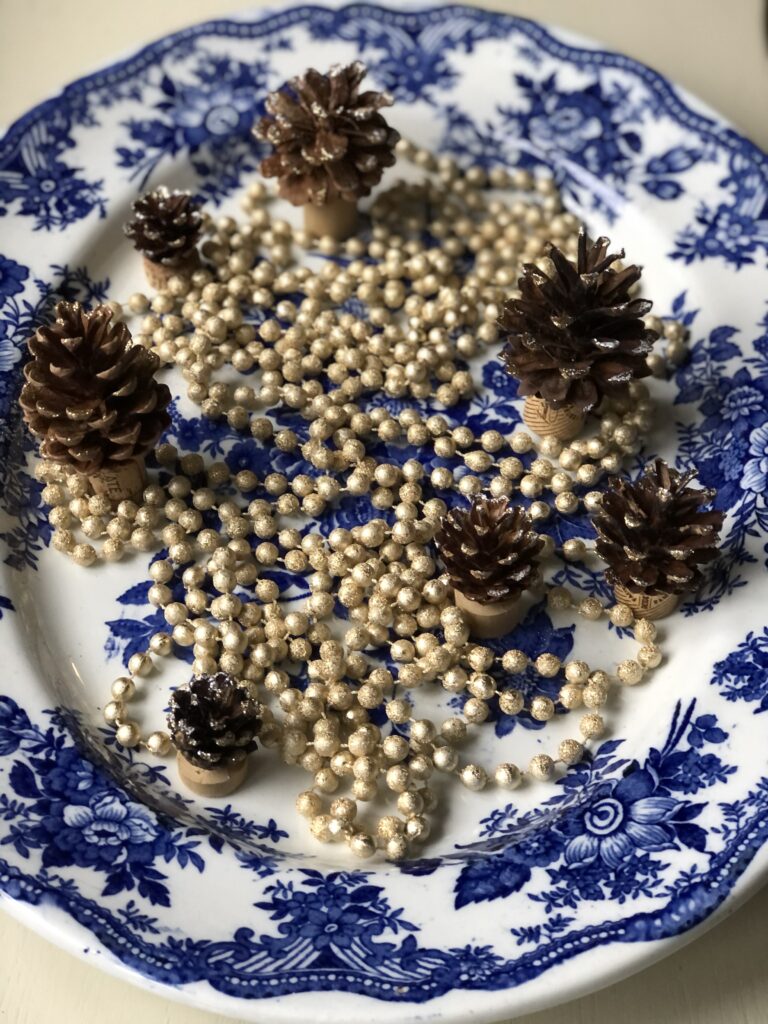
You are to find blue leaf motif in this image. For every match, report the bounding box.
[9,763,40,799]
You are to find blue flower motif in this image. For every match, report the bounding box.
[528,92,606,158]
[700,207,758,260]
[741,424,768,493]
[0,255,28,301]
[172,83,256,147]
[43,791,162,870]
[294,903,368,950]
[563,770,681,869]
[698,367,768,441]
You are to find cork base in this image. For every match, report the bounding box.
[177,752,248,798]
[143,252,199,290]
[89,459,146,503]
[523,395,585,441]
[613,584,680,621]
[304,198,359,242]
[454,590,521,639]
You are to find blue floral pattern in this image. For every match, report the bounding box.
[1,5,768,1019]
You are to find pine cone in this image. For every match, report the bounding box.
[19,301,171,475]
[124,187,203,266]
[167,672,262,770]
[254,61,400,205]
[593,459,724,596]
[498,229,658,414]
[436,497,543,603]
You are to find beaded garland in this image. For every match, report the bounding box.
[34,139,687,861]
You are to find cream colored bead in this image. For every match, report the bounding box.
[609,604,635,628]
[460,763,487,791]
[559,683,583,709]
[579,713,605,739]
[103,700,124,725]
[530,695,555,721]
[634,619,657,642]
[558,739,584,765]
[535,653,561,677]
[385,835,409,861]
[579,597,604,620]
[617,659,644,685]
[638,643,663,669]
[433,746,459,772]
[111,677,135,701]
[494,763,521,788]
[528,754,555,780]
[564,660,589,684]
[146,731,171,756]
[502,649,528,673]
[115,721,141,748]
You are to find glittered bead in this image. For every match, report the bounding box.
[433,746,459,772]
[494,763,521,789]
[460,763,487,790]
[528,754,555,780]
[498,689,524,715]
[535,653,561,677]
[638,643,663,668]
[609,604,635,627]
[530,695,555,721]
[501,649,528,673]
[564,660,589,684]
[579,713,605,739]
[579,597,604,621]
[558,739,584,765]
[146,731,171,756]
[617,659,644,685]
[634,619,657,643]
[115,721,141,748]
[558,683,583,709]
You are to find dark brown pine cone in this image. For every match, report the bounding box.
[436,497,544,604]
[593,459,724,596]
[124,186,203,266]
[19,301,171,475]
[498,229,658,414]
[167,672,262,770]
[254,61,400,205]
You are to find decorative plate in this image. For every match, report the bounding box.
[1,5,768,1022]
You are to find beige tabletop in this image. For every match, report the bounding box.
[1,1,767,1022]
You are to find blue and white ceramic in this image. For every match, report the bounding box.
[1,5,767,1021]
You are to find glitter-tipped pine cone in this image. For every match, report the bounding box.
[167,672,262,771]
[593,459,723,613]
[436,497,544,604]
[499,228,658,416]
[124,187,203,286]
[254,60,400,207]
[19,301,171,478]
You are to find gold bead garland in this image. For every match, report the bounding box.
[34,142,683,859]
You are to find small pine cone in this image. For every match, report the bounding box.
[436,497,543,604]
[498,229,658,414]
[124,186,203,266]
[593,459,724,596]
[19,301,171,475]
[167,672,262,770]
[255,61,400,205]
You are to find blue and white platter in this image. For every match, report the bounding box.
[1,4,768,1022]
